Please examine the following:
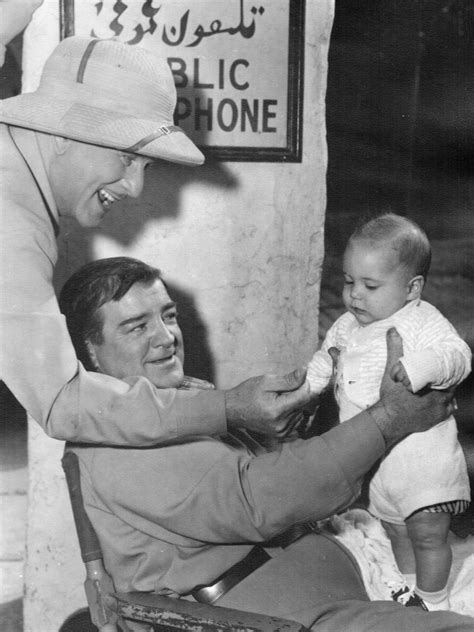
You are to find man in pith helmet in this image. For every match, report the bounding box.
[0,36,309,446]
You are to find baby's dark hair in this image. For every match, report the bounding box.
[349,213,431,279]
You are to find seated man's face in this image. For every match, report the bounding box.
[87,279,184,388]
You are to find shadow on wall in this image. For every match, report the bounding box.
[0,34,22,99]
[169,282,215,382]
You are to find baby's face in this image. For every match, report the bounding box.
[342,240,412,326]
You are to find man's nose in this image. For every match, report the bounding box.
[150,320,175,348]
[122,163,146,198]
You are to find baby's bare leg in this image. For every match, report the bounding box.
[381,519,416,575]
[405,510,452,592]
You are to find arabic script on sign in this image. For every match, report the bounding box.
[91,0,265,47]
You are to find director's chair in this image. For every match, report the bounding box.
[59,450,308,632]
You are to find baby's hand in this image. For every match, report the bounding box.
[390,361,413,391]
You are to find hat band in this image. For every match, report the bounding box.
[76,39,100,83]
[125,125,181,152]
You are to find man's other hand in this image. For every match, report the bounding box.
[225,368,311,438]
[368,328,455,447]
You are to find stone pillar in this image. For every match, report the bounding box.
[22,1,334,629]
[24,422,83,629]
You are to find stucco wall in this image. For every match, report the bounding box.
[22,1,334,629]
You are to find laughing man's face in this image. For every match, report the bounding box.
[49,138,152,227]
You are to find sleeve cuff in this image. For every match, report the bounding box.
[400,350,440,392]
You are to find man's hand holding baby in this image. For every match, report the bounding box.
[368,328,455,447]
[390,361,414,391]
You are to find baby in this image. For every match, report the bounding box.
[307,213,471,611]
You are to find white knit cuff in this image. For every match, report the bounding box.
[400,350,440,392]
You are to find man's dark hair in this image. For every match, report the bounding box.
[59,257,162,371]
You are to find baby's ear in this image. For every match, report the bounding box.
[407,275,424,300]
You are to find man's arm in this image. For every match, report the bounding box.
[0,308,225,443]
[1,308,309,445]
[0,243,308,445]
[224,328,456,535]
[1,126,310,445]
[247,329,455,528]
[92,332,455,548]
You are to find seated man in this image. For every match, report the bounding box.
[60,257,473,631]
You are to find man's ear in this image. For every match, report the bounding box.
[85,339,101,372]
[407,275,424,300]
[52,135,70,155]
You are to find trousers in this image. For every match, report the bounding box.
[216,533,474,631]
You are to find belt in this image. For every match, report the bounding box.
[192,545,271,604]
[266,520,321,549]
[192,521,321,605]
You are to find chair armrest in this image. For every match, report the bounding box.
[62,450,102,562]
[114,591,309,631]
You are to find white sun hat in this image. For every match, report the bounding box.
[0,36,204,166]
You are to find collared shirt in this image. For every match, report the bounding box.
[71,413,386,595]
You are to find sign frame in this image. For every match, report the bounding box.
[60,0,305,162]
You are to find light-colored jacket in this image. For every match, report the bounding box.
[71,414,385,595]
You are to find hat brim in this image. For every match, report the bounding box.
[0,93,204,166]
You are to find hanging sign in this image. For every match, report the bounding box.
[61,0,305,161]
